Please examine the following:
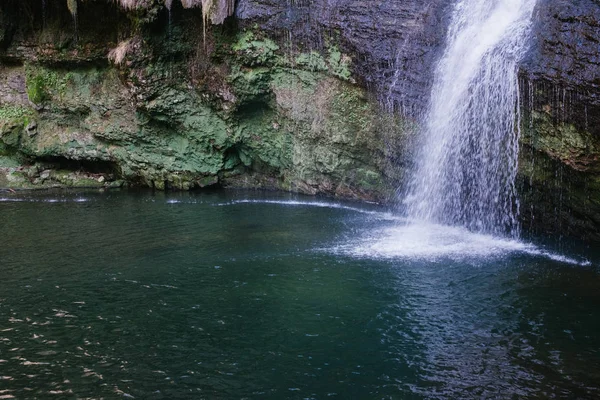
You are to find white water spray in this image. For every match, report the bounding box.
[404,0,537,237]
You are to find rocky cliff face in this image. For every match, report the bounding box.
[0,0,456,202]
[1,0,600,241]
[236,0,452,116]
[0,0,409,201]
[519,0,600,241]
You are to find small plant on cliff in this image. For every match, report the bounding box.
[108,38,137,65]
[0,105,35,144]
[295,51,328,72]
[292,46,354,82]
[232,31,280,66]
[328,47,353,82]
[25,67,73,104]
[328,46,352,81]
[0,105,34,123]
[26,75,49,104]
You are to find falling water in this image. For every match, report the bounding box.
[67,0,78,44]
[42,0,47,30]
[165,0,173,39]
[404,0,537,237]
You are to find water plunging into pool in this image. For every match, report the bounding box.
[404,0,537,238]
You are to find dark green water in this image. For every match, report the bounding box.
[1,190,599,399]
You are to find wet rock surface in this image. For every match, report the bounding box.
[518,0,600,241]
[236,0,452,117]
[525,0,600,100]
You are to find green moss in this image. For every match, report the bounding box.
[0,141,26,168]
[0,26,390,199]
[327,47,353,82]
[25,65,74,104]
[26,74,48,104]
[295,51,328,72]
[521,110,599,172]
[0,156,22,168]
[234,110,293,171]
[354,168,384,191]
[328,84,372,132]
[228,66,273,104]
[232,31,280,66]
[0,105,34,122]
[292,46,353,81]
[0,105,36,149]
[50,170,103,188]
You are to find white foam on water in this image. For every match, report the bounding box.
[215,199,591,266]
[522,247,592,266]
[331,222,591,266]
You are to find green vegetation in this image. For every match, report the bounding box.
[26,74,48,104]
[294,47,353,81]
[232,31,280,66]
[0,105,34,122]
[0,105,35,149]
[230,30,354,84]
[295,51,328,72]
[25,66,73,104]
[0,11,391,200]
[327,47,353,82]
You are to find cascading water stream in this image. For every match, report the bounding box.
[404,0,537,237]
[165,0,173,38]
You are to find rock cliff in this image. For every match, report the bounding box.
[1,0,599,241]
[519,0,600,241]
[0,0,408,201]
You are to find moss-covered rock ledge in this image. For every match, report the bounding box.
[0,0,409,202]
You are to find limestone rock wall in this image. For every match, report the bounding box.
[0,0,408,201]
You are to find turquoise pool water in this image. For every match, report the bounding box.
[1,190,599,399]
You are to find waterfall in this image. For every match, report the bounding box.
[165,0,173,39]
[404,0,537,237]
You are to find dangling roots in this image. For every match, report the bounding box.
[180,0,235,41]
[66,0,77,17]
